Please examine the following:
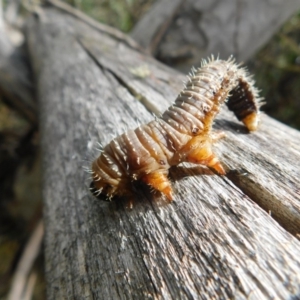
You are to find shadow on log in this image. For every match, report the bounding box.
[25,4,300,299]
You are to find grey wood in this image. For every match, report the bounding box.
[26,6,300,300]
[131,0,300,72]
[130,0,184,54]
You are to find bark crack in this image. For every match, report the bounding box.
[76,36,161,117]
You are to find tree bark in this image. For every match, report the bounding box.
[131,0,300,72]
[26,5,300,299]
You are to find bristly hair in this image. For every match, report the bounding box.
[89,56,262,203]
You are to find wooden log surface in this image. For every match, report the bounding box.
[26,6,300,299]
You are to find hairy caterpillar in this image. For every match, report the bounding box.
[90,57,262,202]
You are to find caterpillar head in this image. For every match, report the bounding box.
[90,179,117,200]
[90,167,131,201]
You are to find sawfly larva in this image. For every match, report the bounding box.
[90,56,262,202]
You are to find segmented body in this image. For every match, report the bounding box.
[90,57,262,201]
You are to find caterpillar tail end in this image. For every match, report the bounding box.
[242,112,259,131]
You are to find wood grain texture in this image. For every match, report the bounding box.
[26,6,300,299]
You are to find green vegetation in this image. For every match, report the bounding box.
[65,0,155,32]
[247,12,300,129]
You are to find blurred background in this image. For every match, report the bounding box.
[0,0,300,299]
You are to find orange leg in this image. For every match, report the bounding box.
[186,151,225,175]
[204,153,226,175]
[211,131,226,142]
[126,197,134,209]
[141,172,174,201]
[185,142,226,175]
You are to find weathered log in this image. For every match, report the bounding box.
[26,5,300,299]
[131,0,300,72]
